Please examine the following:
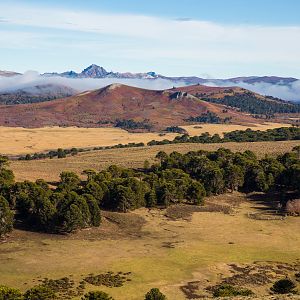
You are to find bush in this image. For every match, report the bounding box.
[213,284,254,297]
[0,285,23,300]
[23,285,56,300]
[271,278,297,294]
[145,288,167,300]
[82,291,114,300]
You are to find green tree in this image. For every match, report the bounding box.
[83,194,101,227]
[57,171,81,192]
[23,285,56,300]
[146,189,157,207]
[224,164,244,192]
[145,288,167,300]
[84,181,104,204]
[0,285,23,300]
[82,291,114,300]
[0,196,14,238]
[187,180,206,205]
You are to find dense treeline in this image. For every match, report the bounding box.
[147,127,300,146]
[186,111,232,124]
[18,147,79,160]
[115,119,153,130]
[0,146,299,237]
[15,127,300,161]
[202,92,300,115]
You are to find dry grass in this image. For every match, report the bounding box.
[0,193,299,300]
[0,123,289,156]
[10,140,300,182]
[181,122,291,137]
[0,126,178,155]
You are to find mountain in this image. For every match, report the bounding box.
[42,65,299,85]
[0,84,78,105]
[0,84,274,130]
[44,64,158,79]
[0,70,21,77]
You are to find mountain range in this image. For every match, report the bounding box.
[42,64,299,86]
[0,83,298,130]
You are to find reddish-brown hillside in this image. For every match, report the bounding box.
[0,84,258,129]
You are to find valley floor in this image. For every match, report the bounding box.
[1,193,299,299]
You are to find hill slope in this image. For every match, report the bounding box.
[0,84,78,105]
[0,84,261,129]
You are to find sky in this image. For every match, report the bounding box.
[1,0,300,78]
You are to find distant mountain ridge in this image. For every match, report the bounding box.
[42,64,299,85]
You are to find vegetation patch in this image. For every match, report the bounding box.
[83,272,131,288]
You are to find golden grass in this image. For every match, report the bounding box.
[181,122,291,137]
[0,123,290,156]
[10,140,300,182]
[0,194,299,299]
[0,126,178,155]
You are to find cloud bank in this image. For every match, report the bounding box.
[0,72,299,102]
[0,72,185,93]
[205,80,300,102]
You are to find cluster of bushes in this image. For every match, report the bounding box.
[147,126,300,146]
[115,119,153,131]
[93,142,145,151]
[18,148,79,161]
[165,126,187,134]
[0,286,167,300]
[203,91,300,115]
[186,111,231,124]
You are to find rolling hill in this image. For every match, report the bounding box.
[0,84,266,130]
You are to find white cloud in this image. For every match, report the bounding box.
[0,72,185,93]
[0,2,300,77]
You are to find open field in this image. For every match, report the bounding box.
[182,122,291,136]
[0,122,290,156]
[0,126,178,156]
[0,193,299,299]
[10,140,300,182]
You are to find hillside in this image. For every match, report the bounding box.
[173,85,300,115]
[0,84,78,105]
[0,84,261,129]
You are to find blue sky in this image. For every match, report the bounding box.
[1,0,300,77]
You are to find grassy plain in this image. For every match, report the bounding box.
[10,140,300,182]
[0,193,299,299]
[181,122,291,136]
[0,122,290,156]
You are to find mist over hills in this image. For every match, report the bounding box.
[0,64,300,103]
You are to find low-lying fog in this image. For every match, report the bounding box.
[0,71,299,102]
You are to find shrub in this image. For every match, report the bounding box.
[23,285,56,300]
[0,285,23,300]
[213,284,254,297]
[82,291,114,300]
[271,278,297,294]
[145,288,167,300]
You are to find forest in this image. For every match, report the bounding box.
[202,91,300,115]
[1,146,299,237]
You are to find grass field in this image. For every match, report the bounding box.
[0,193,299,299]
[10,140,300,182]
[181,122,291,136]
[0,122,290,156]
